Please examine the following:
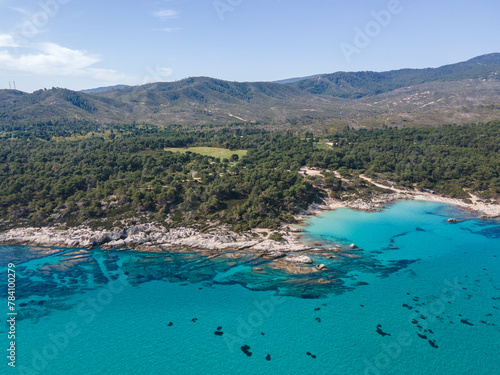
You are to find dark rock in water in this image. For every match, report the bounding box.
[428,340,438,348]
[217,326,223,331]
[214,331,224,336]
[19,302,28,307]
[420,315,426,320]
[428,329,434,334]
[402,304,413,310]
[416,227,426,232]
[315,318,321,323]
[241,345,252,357]
[311,354,317,359]
[447,218,461,223]
[191,318,198,322]
[417,333,428,340]
[167,322,173,327]
[266,354,271,361]
[460,319,474,326]
[411,319,418,325]
[314,308,320,311]
[376,324,391,337]
[407,292,411,295]
[360,305,364,307]
[413,297,419,301]
[306,352,311,356]
[261,332,265,336]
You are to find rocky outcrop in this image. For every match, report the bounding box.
[284,254,313,264]
[261,251,286,259]
[0,223,313,256]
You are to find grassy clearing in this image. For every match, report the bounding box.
[51,130,117,142]
[164,147,247,159]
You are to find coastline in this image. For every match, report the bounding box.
[1,177,498,253]
[0,194,498,251]
[302,193,500,219]
[299,172,500,219]
[1,192,498,277]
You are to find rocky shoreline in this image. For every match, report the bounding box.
[0,192,497,258]
[0,222,318,256]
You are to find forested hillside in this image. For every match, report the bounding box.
[0,120,498,231]
[288,53,500,98]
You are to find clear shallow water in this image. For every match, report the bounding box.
[1,200,499,375]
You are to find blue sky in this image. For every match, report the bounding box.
[0,0,499,92]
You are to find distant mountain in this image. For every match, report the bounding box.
[286,53,500,99]
[274,74,322,84]
[1,53,500,128]
[81,84,130,94]
[0,88,130,124]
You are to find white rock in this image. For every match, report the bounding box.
[285,254,313,264]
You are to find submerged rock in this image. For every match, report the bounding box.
[285,254,313,264]
[262,251,286,259]
[241,345,252,357]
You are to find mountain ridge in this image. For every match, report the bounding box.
[1,53,499,129]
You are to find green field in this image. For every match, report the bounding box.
[164,147,247,159]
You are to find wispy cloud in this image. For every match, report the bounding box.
[159,27,181,33]
[152,9,179,19]
[0,43,98,75]
[0,41,129,82]
[0,34,19,48]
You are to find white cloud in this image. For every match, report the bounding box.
[0,34,19,47]
[152,9,179,19]
[0,41,173,86]
[0,43,99,75]
[0,42,134,83]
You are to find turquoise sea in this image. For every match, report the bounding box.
[1,200,499,375]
